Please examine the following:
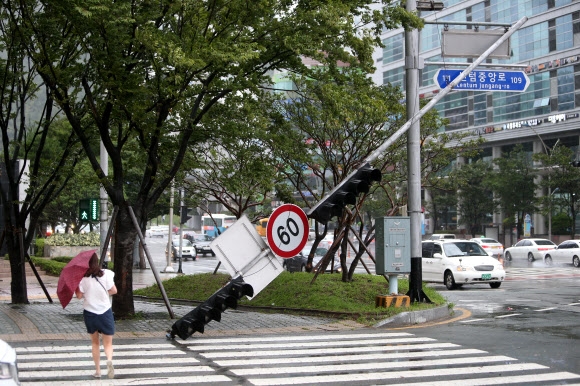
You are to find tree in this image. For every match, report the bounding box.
[9,0,420,315]
[533,143,580,237]
[184,93,285,222]
[449,160,495,238]
[270,67,480,281]
[490,144,537,240]
[0,10,83,303]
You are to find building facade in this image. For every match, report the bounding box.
[372,0,580,238]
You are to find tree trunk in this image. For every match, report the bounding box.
[7,229,28,304]
[111,205,140,318]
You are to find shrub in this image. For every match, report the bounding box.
[45,233,100,246]
[35,238,45,257]
[31,257,67,276]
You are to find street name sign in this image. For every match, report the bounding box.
[434,69,530,92]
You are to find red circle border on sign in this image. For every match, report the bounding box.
[266,204,309,258]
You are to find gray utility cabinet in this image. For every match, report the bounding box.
[375,217,411,275]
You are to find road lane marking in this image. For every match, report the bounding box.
[495,313,522,318]
[534,307,557,311]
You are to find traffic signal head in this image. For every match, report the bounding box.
[180,206,193,224]
[571,161,580,167]
[308,163,382,224]
[168,276,254,340]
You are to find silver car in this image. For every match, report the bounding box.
[0,339,19,385]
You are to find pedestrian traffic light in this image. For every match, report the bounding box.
[180,206,193,224]
[79,198,99,223]
[308,163,382,224]
[571,161,580,167]
[167,276,254,340]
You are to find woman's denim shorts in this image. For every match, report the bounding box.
[83,308,115,335]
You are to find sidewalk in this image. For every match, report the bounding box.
[0,265,453,343]
[0,266,366,343]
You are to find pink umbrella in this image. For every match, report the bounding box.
[57,249,98,309]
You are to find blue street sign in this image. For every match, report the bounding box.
[434,69,530,92]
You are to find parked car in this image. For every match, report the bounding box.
[429,234,456,240]
[165,238,197,261]
[283,246,335,273]
[146,225,167,238]
[469,238,504,258]
[0,339,19,385]
[186,233,215,256]
[421,240,505,290]
[543,240,580,267]
[504,238,556,262]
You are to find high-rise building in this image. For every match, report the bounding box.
[372,0,580,237]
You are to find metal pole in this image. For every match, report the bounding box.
[405,0,428,302]
[177,190,184,274]
[308,17,529,218]
[99,140,109,267]
[364,16,528,165]
[164,182,175,273]
[127,206,175,319]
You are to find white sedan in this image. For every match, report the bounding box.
[421,240,505,290]
[543,240,580,267]
[504,238,556,262]
[469,238,504,257]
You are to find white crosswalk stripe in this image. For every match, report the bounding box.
[16,332,580,385]
[505,266,580,280]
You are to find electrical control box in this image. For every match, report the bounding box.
[375,217,411,275]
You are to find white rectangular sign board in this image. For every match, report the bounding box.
[441,29,511,59]
[210,215,283,298]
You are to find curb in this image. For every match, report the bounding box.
[373,305,452,328]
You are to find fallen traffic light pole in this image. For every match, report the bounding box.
[167,276,254,340]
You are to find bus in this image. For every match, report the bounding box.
[201,214,237,238]
[256,217,269,237]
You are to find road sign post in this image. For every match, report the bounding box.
[434,69,530,92]
[266,204,309,259]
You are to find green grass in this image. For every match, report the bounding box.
[134,272,446,325]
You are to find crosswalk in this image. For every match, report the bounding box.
[16,331,580,385]
[505,266,580,280]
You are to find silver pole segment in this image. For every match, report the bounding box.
[364,16,528,164]
[308,16,528,218]
[406,0,422,289]
[164,182,175,272]
[99,140,109,265]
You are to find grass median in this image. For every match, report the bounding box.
[134,272,447,325]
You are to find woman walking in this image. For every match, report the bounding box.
[75,254,117,379]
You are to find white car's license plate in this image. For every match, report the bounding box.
[481,274,491,280]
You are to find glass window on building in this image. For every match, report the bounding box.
[557,66,575,111]
[436,92,469,131]
[382,33,404,63]
[512,22,549,62]
[383,67,405,90]
[490,0,522,24]
[550,14,573,52]
[473,94,488,126]
[493,71,550,122]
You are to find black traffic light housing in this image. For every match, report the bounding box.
[168,276,254,340]
[308,163,382,224]
[180,206,193,224]
[571,161,580,167]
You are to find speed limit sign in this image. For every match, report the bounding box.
[266,204,309,258]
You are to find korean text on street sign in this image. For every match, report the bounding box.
[434,69,530,92]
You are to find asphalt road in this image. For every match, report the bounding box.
[403,261,580,375]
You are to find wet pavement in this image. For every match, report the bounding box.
[0,266,369,343]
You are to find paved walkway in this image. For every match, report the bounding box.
[0,267,366,343]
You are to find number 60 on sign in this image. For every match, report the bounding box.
[266,204,309,258]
